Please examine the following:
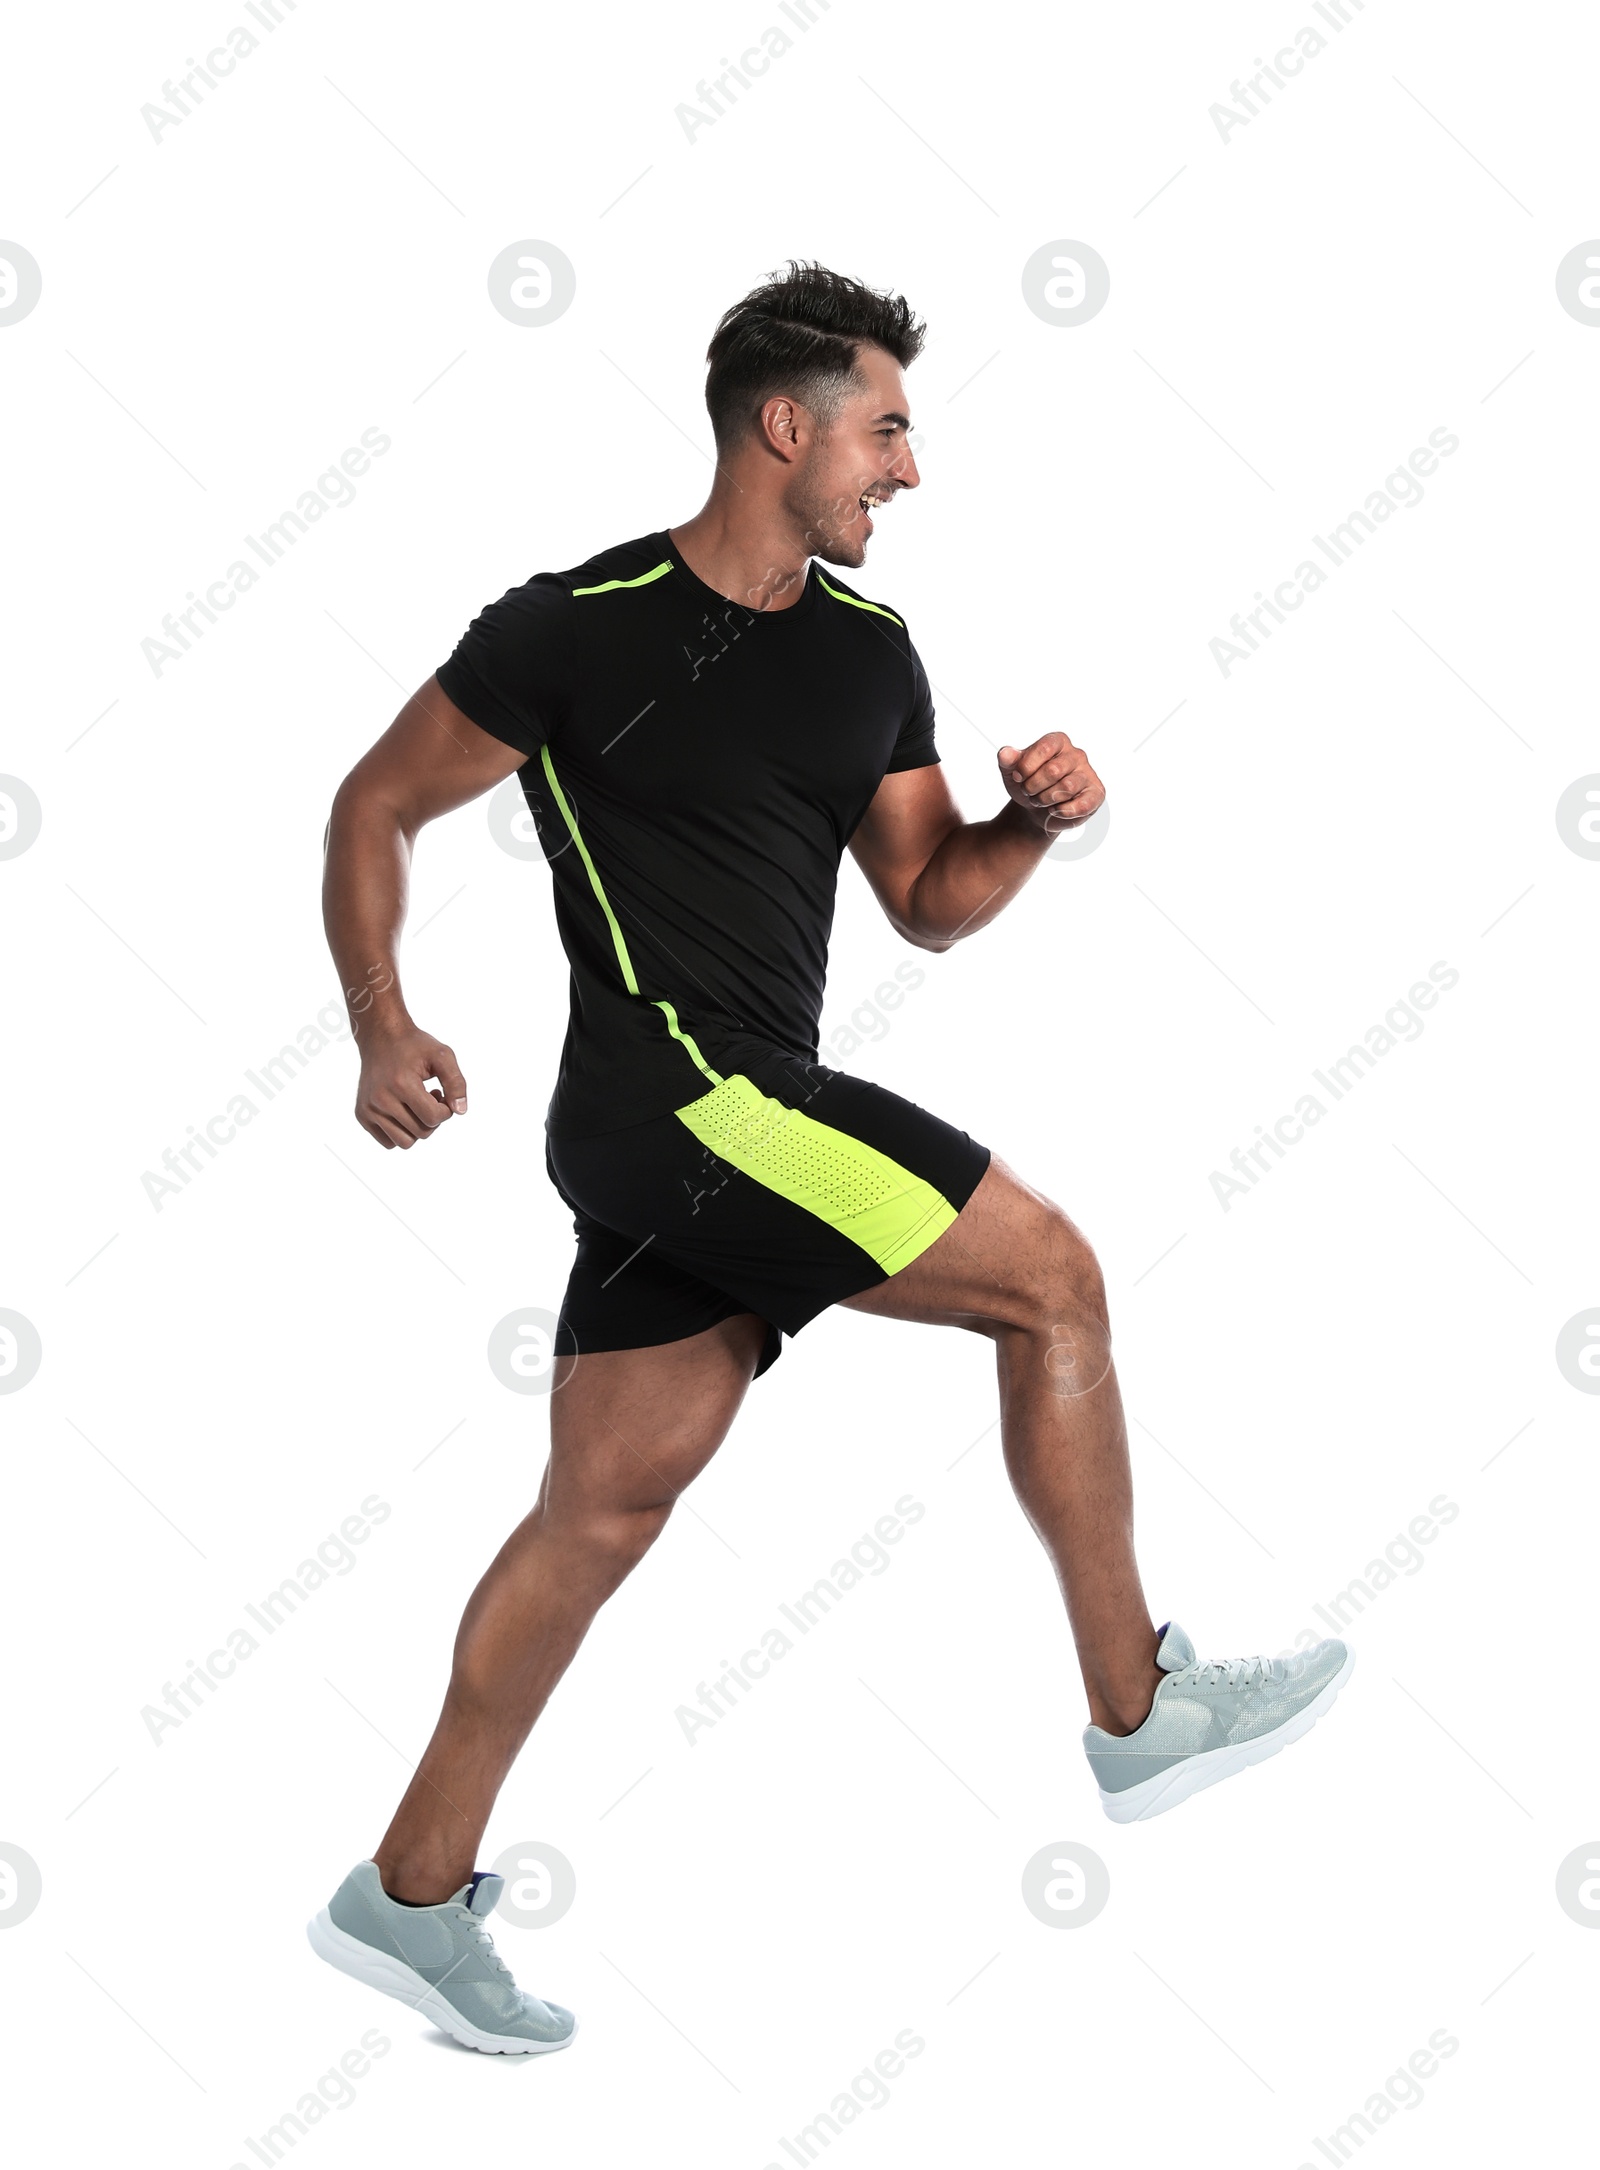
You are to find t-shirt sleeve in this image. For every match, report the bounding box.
[885,636,940,772]
[435,572,573,761]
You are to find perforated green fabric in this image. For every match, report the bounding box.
[675,1073,958,1276]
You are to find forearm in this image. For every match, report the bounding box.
[902,799,1052,949]
[322,783,417,1040]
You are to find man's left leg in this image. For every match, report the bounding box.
[842,1156,1354,1818]
[842,1156,1162,1733]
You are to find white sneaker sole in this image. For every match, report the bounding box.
[306,1908,577,2055]
[1097,1646,1357,1823]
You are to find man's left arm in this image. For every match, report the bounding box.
[848,733,1105,950]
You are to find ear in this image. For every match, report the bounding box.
[758,393,804,459]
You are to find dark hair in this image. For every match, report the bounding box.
[704,260,925,450]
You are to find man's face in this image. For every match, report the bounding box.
[783,343,920,570]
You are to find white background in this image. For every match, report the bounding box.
[3,1,1596,2162]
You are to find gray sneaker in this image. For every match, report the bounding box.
[1083,1622,1354,1822]
[308,1861,577,2054]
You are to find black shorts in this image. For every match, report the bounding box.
[546,1048,990,1377]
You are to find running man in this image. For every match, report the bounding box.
[310,263,1352,2054]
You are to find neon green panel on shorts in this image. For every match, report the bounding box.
[675,1072,958,1277]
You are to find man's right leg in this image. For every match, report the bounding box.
[373,1310,768,1903]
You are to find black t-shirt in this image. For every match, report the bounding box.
[437,529,939,1139]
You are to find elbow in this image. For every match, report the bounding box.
[324,776,359,860]
[330,766,374,819]
[329,772,416,849]
[327,770,360,834]
[898,922,955,954]
[894,870,963,953]
[891,904,960,953]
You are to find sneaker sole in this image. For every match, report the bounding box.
[306,1908,577,2055]
[1097,1646,1357,1824]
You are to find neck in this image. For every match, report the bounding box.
[668,492,811,613]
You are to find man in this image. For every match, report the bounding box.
[310,262,1352,2054]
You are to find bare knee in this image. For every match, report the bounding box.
[560,1498,674,1585]
[990,1193,1107,1337]
[982,1203,1111,1404]
[1052,1211,1108,1330]
[540,1400,733,1585]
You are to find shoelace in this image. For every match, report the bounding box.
[456,1911,512,1978]
[1182,1654,1276,1690]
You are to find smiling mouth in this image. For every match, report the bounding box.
[858,489,893,515]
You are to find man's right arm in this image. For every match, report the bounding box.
[323,674,527,1150]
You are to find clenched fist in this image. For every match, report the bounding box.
[997,732,1105,836]
[354,1022,468,1150]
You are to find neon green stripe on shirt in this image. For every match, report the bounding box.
[816,575,904,628]
[537,746,639,993]
[572,561,673,597]
[653,1000,723,1086]
[537,751,722,1092]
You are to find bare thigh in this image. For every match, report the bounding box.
[539,1310,769,1530]
[840,1158,1106,1335]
